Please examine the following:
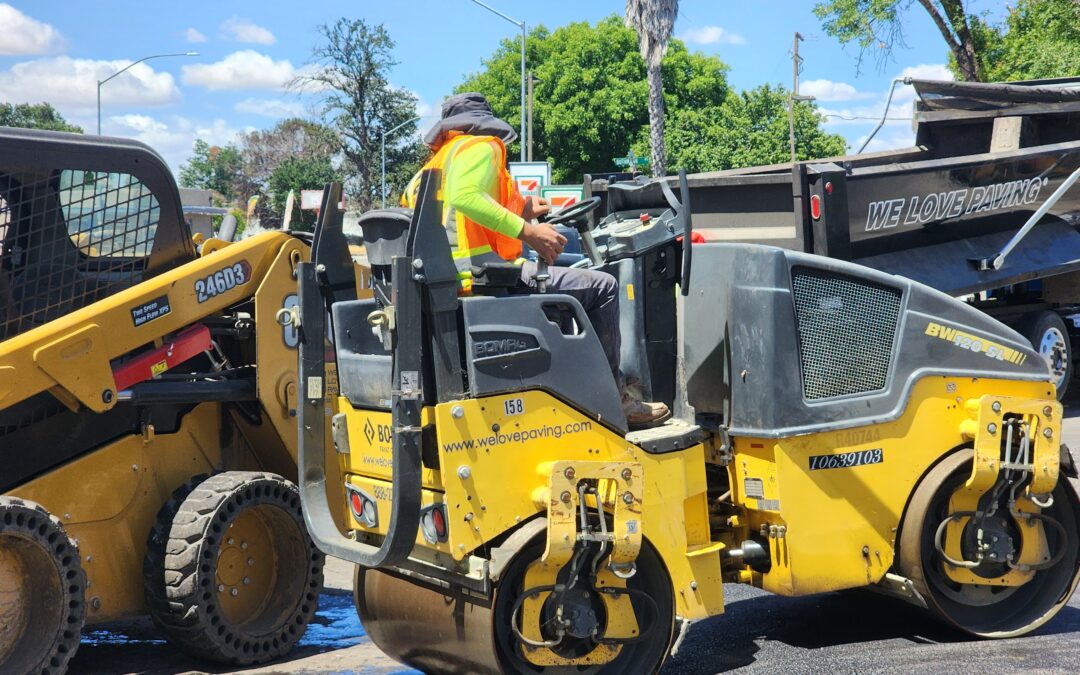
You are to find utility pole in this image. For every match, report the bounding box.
[527,71,536,162]
[788,32,803,164]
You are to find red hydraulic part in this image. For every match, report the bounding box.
[112,324,213,390]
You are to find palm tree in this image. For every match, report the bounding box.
[625,0,678,177]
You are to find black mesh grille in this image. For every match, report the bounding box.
[791,269,902,400]
[0,169,158,340]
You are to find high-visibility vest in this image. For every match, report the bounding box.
[402,134,524,290]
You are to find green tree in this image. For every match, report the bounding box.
[966,0,1080,81]
[0,102,82,133]
[267,156,341,231]
[460,16,845,182]
[178,140,244,201]
[625,0,679,176]
[645,85,847,172]
[237,118,341,225]
[293,18,425,212]
[813,0,981,80]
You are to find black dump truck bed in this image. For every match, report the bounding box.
[589,78,1080,297]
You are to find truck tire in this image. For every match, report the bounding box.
[0,497,85,675]
[143,472,324,665]
[1022,311,1072,400]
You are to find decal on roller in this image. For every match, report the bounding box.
[926,321,1028,365]
[809,448,883,471]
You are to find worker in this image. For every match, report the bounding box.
[403,92,669,428]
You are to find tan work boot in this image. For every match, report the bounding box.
[622,391,670,429]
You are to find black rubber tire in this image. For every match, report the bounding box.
[143,472,324,665]
[143,474,208,633]
[899,449,1080,637]
[1021,310,1072,400]
[0,497,86,675]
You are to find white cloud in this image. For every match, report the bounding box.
[800,78,876,102]
[220,17,276,45]
[0,57,180,113]
[184,27,208,43]
[817,63,952,138]
[899,63,955,82]
[679,25,746,46]
[0,4,65,55]
[182,50,296,91]
[234,97,306,118]
[105,114,249,172]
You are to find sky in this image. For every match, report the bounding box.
[0,0,1013,175]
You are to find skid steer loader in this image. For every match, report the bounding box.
[291,171,1080,674]
[0,129,341,674]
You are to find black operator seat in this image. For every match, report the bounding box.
[356,207,411,298]
[333,208,413,410]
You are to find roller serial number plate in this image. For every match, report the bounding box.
[809,448,883,471]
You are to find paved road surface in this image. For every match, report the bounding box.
[68,403,1080,674]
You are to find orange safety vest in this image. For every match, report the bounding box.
[402,133,524,289]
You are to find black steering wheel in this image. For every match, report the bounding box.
[544,196,601,228]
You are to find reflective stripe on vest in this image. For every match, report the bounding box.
[402,135,523,288]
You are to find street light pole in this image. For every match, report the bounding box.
[97,52,199,135]
[469,0,526,162]
[381,115,425,208]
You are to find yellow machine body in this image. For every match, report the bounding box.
[339,374,1058,624]
[3,232,308,623]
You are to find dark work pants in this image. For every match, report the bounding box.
[519,260,621,379]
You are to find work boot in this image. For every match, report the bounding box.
[622,391,670,429]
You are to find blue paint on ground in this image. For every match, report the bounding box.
[300,593,367,649]
[80,630,167,646]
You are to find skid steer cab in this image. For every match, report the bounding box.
[294,171,1080,674]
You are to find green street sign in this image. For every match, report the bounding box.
[614,156,649,168]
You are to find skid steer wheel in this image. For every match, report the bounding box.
[899,449,1080,637]
[492,534,675,674]
[0,497,85,675]
[143,472,324,664]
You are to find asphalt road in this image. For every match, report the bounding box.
[68,401,1080,675]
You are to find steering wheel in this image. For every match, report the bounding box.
[544,196,601,228]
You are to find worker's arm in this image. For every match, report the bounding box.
[444,141,525,238]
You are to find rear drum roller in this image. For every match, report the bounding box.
[144,472,324,664]
[0,497,85,675]
[356,525,675,674]
[899,449,1080,637]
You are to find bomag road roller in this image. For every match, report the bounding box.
[290,171,1080,674]
[0,128,335,674]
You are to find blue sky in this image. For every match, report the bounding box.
[0,1,1011,174]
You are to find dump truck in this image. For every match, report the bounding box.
[588,77,1080,399]
[0,129,330,674]
[289,171,1080,673]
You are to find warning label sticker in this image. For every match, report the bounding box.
[131,295,171,327]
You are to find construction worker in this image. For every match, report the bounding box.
[403,92,669,427]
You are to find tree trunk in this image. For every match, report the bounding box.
[917,0,981,81]
[646,61,666,177]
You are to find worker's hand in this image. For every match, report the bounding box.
[519,221,566,264]
[521,196,550,222]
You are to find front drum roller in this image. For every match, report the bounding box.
[143,472,324,665]
[355,524,675,674]
[899,449,1080,637]
[0,497,86,675]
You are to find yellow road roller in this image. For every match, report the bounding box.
[291,173,1080,673]
[0,129,338,673]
